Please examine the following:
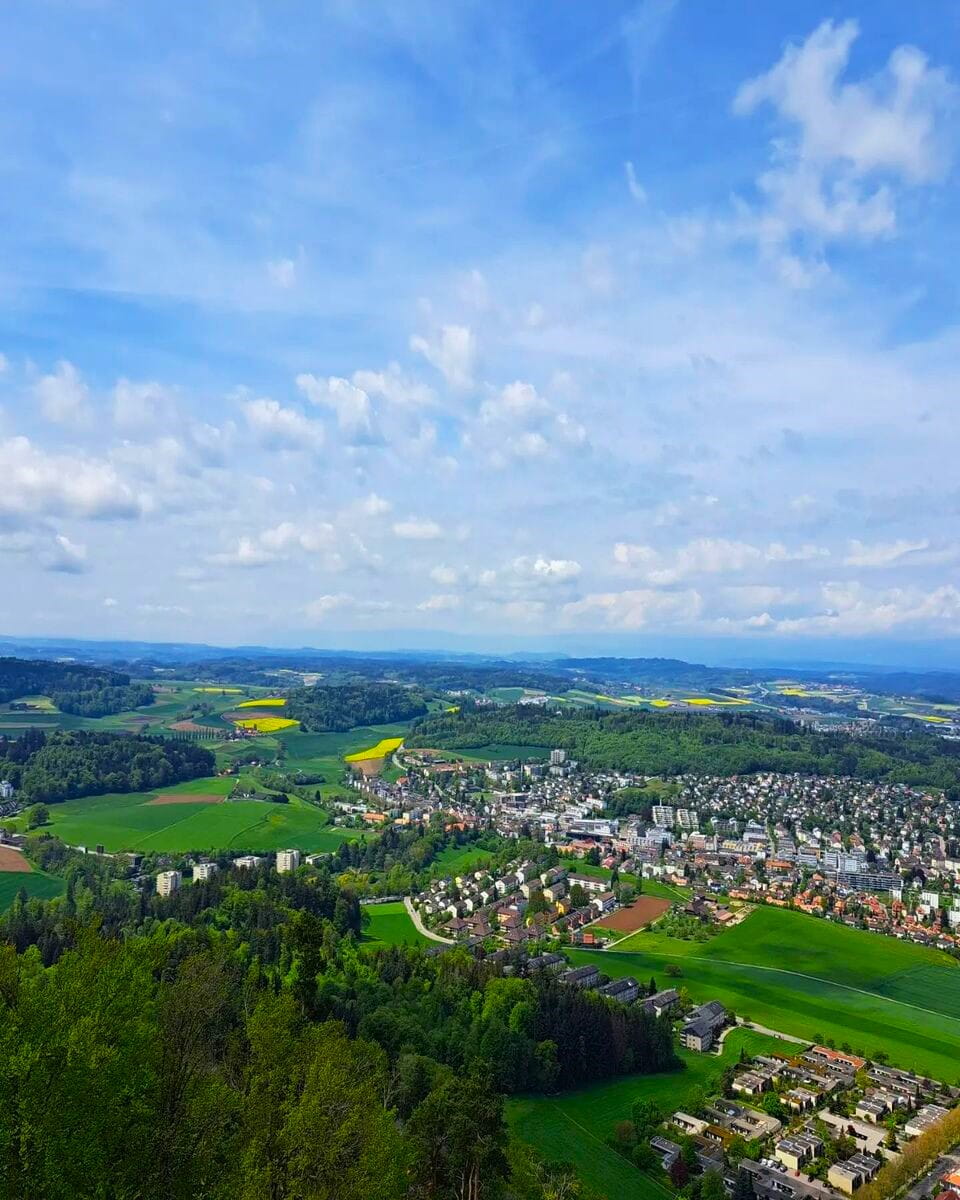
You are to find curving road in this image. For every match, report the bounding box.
[404,897,454,944]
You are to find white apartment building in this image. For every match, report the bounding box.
[156,870,181,897]
[276,848,301,873]
[652,805,675,827]
[235,855,264,870]
[192,861,218,882]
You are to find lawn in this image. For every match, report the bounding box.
[362,901,433,947]
[569,907,960,1081]
[275,722,412,799]
[507,1028,793,1200]
[32,776,364,854]
[0,868,65,910]
[430,844,495,876]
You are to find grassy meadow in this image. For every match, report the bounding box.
[572,906,960,1081]
[0,868,65,910]
[30,775,363,854]
[362,901,433,947]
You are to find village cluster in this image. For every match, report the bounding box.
[651,1045,959,1200]
[352,752,960,955]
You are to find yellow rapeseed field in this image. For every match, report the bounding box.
[233,716,300,732]
[236,697,286,708]
[344,737,404,762]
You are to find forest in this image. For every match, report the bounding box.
[407,704,960,793]
[0,657,154,716]
[286,682,429,731]
[0,839,673,1199]
[0,730,214,803]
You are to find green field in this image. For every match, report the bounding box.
[275,722,412,799]
[454,744,552,762]
[430,845,495,876]
[508,1028,793,1200]
[362,901,433,947]
[0,869,65,910]
[32,776,364,854]
[570,907,960,1081]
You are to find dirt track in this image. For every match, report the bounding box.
[597,896,670,932]
[0,846,31,872]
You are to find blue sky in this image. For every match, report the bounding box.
[2,1,959,663]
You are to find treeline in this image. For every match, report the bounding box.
[407,705,960,794]
[0,848,658,1198]
[0,730,213,803]
[0,657,154,716]
[286,682,428,732]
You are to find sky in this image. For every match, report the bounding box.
[2,1,960,664]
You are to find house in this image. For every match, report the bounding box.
[526,952,565,974]
[591,890,616,914]
[905,1104,950,1137]
[559,965,600,989]
[644,988,679,1018]
[650,1136,681,1170]
[784,1087,819,1113]
[600,977,639,1004]
[732,1071,769,1097]
[671,1112,709,1136]
[775,1132,823,1170]
[828,1153,880,1195]
[855,1097,889,1124]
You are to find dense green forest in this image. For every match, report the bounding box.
[286,682,428,731]
[0,657,154,716]
[0,730,214,803]
[408,705,960,794]
[0,839,669,1198]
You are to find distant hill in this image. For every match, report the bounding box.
[0,658,154,717]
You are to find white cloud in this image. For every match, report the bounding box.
[471,380,586,466]
[113,379,176,429]
[417,593,461,612]
[624,161,647,203]
[843,538,930,567]
[296,373,375,439]
[242,397,324,450]
[0,436,142,519]
[733,20,956,265]
[429,564,460,586]
[103,597,119,608]
[767,581,960,636]
[512,555,582,584]
[208,536,278,569]
[393,517,442,540]
[353,364,435,409]
[302,593,393,623]
[563,587,702,630]
[357,492,392,517]
[614,538,828,583]
[42,533,88,574]
[33,361,90,425]
[410,324,477,389]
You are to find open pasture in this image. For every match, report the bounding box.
[362,901,432,947]
[508,1028,793,1200]
[0,868,64,910]
[32,775,362,854]
[573,906,960,1080]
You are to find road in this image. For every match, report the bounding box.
[905,1149,960,1200]
[404,896,454,944]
